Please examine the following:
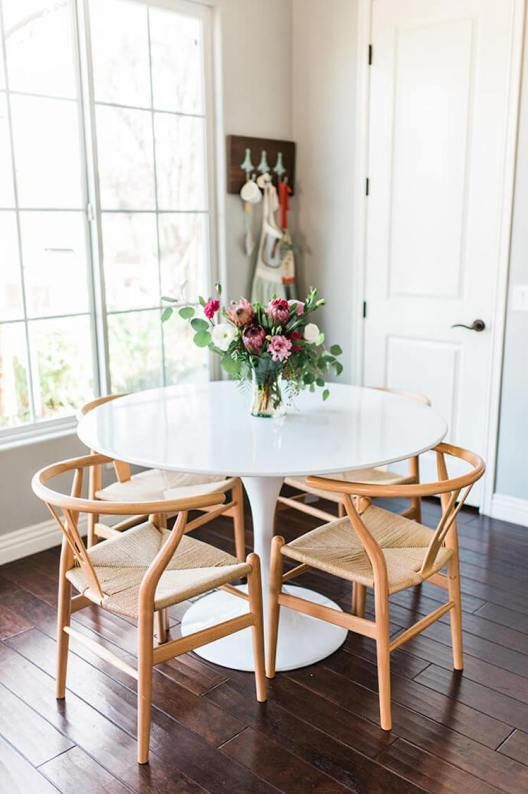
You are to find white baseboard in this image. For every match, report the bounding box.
[489,493,528,528]
[0,516,87,566]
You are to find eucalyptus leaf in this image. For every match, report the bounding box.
[161,307,173,322]
[198,296,206,306]
[193,329,211,347]
[221,355,241,377]
[329,344,343,356]
[161,295,179,304]
[191,317,209,332]
[322,389,330,401]
[179,306,195,320]
[316,377,325,388]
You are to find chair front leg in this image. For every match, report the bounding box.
[56,573,71,699]
[447,549,464,670]
[266,535,285,678]
[352,582,366,618]
[137,609,154,764]
[374,585,392,731]
[232,480,246,559]
[247,553,267,702]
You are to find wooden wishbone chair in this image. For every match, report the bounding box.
[277,387,431,525]
[80,394,246,558]
[32,454,266,765]
[267,442,485,731]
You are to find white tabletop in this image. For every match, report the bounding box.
[77,382,447,478]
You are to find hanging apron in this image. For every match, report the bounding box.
[251,179,286,303]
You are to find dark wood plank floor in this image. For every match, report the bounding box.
[1,497,527,793]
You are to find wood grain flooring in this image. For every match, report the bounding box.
[0,496,527,793]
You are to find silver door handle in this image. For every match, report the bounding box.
[450,319,486,332]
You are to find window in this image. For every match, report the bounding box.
[0,0,212,442]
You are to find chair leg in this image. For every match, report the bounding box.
[266,535,284,678]
[374,588,392,731]
[137,611,154,764]
[232,480,246,560]
[155,609,169,644]
[56,573,71,699]
[247,553,267,702]
[409,497,422,523]
[352,583,366,618]
[447,551,464,670]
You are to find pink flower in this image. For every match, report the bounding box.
[227,298,254,327]
[242,324,266,354]
[267,298,290,325]
[289,299,305,316]
[268,335,292,362]
[204,298,220,320]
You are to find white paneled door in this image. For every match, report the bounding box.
[363,0,523,504]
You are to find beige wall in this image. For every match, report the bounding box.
[291,0,357,382]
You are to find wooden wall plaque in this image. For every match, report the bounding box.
[226,135,296,195]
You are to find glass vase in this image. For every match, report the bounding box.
[250,369,285,418]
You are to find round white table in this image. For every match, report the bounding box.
[77,382,447,671]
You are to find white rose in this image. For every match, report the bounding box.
[212,322,237,351]
[304,323,320,344]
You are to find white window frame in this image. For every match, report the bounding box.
[0,0,218,449]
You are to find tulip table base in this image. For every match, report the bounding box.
[180,584,347,672]
[181,474,347,672]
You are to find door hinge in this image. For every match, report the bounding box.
[368,44,373,65]
[365,178,370,196]
[362,301,367,319]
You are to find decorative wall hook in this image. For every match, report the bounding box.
[273,152,286,180]
[226,135,296,194]
[240,147,254,179]
[257,149,270,174]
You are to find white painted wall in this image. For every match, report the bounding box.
[291,0,358,382]
[214,0,293,299]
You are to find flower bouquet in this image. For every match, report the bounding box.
[162,286,343,418]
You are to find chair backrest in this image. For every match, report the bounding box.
[305,442,485,580]
[80,393,131,483]
[371,386,431,407]
[32,454,225,599]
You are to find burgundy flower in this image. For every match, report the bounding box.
[267,298,290,325]
[289,330,303,352]
[268,335,292,363]
[227,298,254,326]
[242,324,266,354]
[204,298,220,320]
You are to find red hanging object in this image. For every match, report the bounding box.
[278,179,292,230]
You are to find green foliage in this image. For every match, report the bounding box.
[193,329,211,347]
[178,306,195,320]
[161,307,173,322]
[190,318,209,332]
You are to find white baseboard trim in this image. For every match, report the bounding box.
[489,493,528,528]
[0,516,87,566]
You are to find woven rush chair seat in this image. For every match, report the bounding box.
[66,520,250,619]
[282,505,452,594]
[285,470,415,504]
[96,468,236,503]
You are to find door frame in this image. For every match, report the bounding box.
[351,0,526,515]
